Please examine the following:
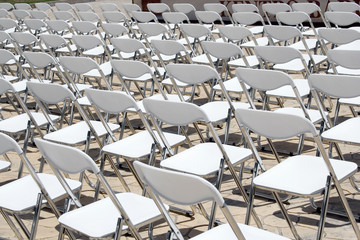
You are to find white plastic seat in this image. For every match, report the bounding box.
[325,11,360,28]
[35,138,166,240]
[235,108,360,240]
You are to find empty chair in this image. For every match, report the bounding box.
[34,137,166,239]
[204,3,234,24]
[0,18,20,34]
[143,98,261,227]
[195,10,224,36]
[292,2,329,28]
[236,108,360,240]
[72,34,110,63]
[0,3,14,11]
[162,11,190,36]
[0,133,81,240]
[35,2,52,12]
[262,3,291,25]
[327,49,360,75]
[173,3,196,14]
[78,11,102,27]
[54,2,77,17]
[45,19,74,40]
[325,11,360,28]
[122,3,141,19]
[12,9,31,26]
[14,3,31,10]
[134,161,290,240]
[74,3,94,13]
[23,19,47,35]
[28,10,50,20]
[100,3,121,12]
[39,33,76,57]
[131,10,158,24]
[147,2,170,20]
[318,28,360,53]
[53,10,77,23]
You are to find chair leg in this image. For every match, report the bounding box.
[0,209,24,239]
[114,217,124,240]
[245,162,259,225]
[30,193,43,240]
[273,192,301,240]
[317,175,331,240]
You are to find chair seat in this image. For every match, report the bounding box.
[58,192,166,238]
[160,142,252,177]
[290,38,318,51]
[83,61,112,78]
[102,130,186,159]
[335,40,360,51]
[55,44,77,54]
[322,117,360,145]
[273,54,326,72]
[267,78,310,99]
[200,101,249,123]
[12,79,52,93]
[228,55,259,68]
[249,25,264,35]
[339,96,360,106]
[132,94,187,113]
[253,155,357,196]
[241,37,269,48]
[162,77,191,87]
[0,112,59,134]
[2,75,18,82]
[328,66,360,75]
[191,54,217,65]
[191,222,290,240]
[44,120,120,145]
[212,77,250,93]
[0,160,11,172]
[82,46,105,57]
[0,173,81,213]
[274,107,324,124]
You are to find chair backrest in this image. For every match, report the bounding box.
[262,3,291,24]
[72,21,97,34]
[28,10,49,20]
[100,3,121,12]
[151,39,188,57]
[309,74,360,99]
[318,27,360,46]
[173,3,196,14]
[327,49,360,70]
[45,19,71,33]
[55,3,74,12]
[0,76,16,95]
[328,2,360,12]
[59,56,101,75]
[53,10,76,21]
[235,108,316,140]
[132,11,158,23]
[35,2,52,12]
[218,25,255,43]
[122,3,141,18]
[180,23,213,40]
[110,59,153,79]
[0,18,18,31]
[138,22,169,37]
[39,33,69,52]
[166,63,219,85]
[232,12,265,26]
[264,25,302,42]
[13,9,31,22]
[292,2,321,15]
[102,11,127,23]
[147,3,170,13]
[325,11,360,27]
[24,19,46,34]
[102,23,128,38]
[74,3,94,13]
[204,3,233,24]
[232,3,259,13]
[201,40,245,60]
[15,3,31,10]
[0,9,10,19]
[72,35,103,51]
[78,11,100,22]
[195,10,223,24]
[23,51,56,69]
[162,12,189,24]
[26,81,75,105]
[110,37,146,55]
[254,45,304,64]
[276,11,312,26]
[144,98,210,126]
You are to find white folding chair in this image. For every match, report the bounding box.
[53,10,77,23]
[143,98,261,228]
[195,10,225,37]
[162,11,190,38]
[35,2,52,13]
[28,10,50,20]
[262,3,291,25]
[232,11,265,38]
[173,3,196,15]
[23,19,47,36]
[54,2,77,19]
[71,34,110,63]
[292,2,329,28]
[134,161,290,240]
[0,18,20,34]
[74,3,94,13]
[39,33,76,57]
[45,19,74,40]
[100,3,121,12]
[235,108,360,240]
[204,3,234,25]
[327,48,360,76]
[0,133,81,240]
[35,138,166,240]
[318,28,360,53]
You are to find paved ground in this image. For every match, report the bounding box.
[0,1,360,239]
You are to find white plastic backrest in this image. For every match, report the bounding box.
[45,20,70,32]
[325,12,360,27]
[0,77,15,95]
[27,82,76,104]
[151,39,187,55]
[0,3,14,11]
[78,12,99,22]
[0,132,22,156]
[219,25,252,41]
[327,49,360,70]
[292,3,321,15]
[318,28,360,45]
[0,9,10,18]
[111,38,145,53]
[138,22,168,36]
[23,51,56,68]
[232,3,259,13]
[15,3,31,10]
[166,63,219,85]
[55,3,73,12]
[72,21,97,34]
[0,49,16,65]
[173,3,196,14]
[202,41,244,59]
[13,10,31,20]
[10,32,37,45]
[328,2,360,13]
[147,3,170,13]
[35,3,52,12]
[40,34,66,49]
[24,19,46,30]
[255,46,303,64]
[143,98,210,125]
[53,11,76,21]
[276,11,311,25]
[111,59,152,78]
[262,3,291,15]
[235,108,317,139]
[162,12,189,24]
[122,3,141,16]
[35,138,100,174]
[102,23,128,37]
[134,161,224,206]
[29,10,49,20]
[75,3,94,12]
[85,88,139,114]
[232,12,263,25]
[309,74,360,99]
[0,18,17,30]
[0,31,11,43]
[180,24,211,38]
[264,25,302,41]
[236,68,294,91]
[59,56,100,75]
[195,11,222,23]
[100,3,121,12]
[72,35,102,50]
[131,11,157,23]
[204,3,228,14]
[102,11,127,23]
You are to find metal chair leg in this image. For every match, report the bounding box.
[317,175,331,240]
